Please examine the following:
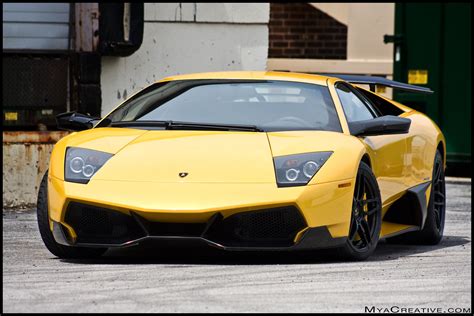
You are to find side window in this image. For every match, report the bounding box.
[356,87,405,116]
[335,83,376,122]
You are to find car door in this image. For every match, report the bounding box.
[334,82,411,205]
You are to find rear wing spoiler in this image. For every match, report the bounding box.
[320,74,434,94]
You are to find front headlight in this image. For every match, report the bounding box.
[65,147,113,184]
[274,152,332,187]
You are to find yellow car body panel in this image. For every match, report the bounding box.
[50,128,148,180]
[46,71,446,250]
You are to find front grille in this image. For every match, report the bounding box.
[65,202,145,244]
[146,222,207,237]
[204,206,306,247]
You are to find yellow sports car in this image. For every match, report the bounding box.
[37,71,446,261]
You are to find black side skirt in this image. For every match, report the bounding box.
[383,181,431,232]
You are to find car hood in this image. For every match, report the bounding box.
[93,129,276,183]
[54,128,364,184]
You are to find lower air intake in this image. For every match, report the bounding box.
[205,206,306,247]
[65,202,145,244]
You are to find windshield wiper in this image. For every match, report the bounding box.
[166,121,263,132]
[110,120,263,132]
[110,120,169,128]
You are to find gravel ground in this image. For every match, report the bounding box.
[2,182,471,313]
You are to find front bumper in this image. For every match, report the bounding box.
[52,202,346,251]
[48,176,354,250]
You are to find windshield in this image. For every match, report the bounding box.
[102,80,342,132]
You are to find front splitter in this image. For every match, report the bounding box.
[52,221,346,252]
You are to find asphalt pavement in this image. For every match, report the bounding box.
[2,181,471,313]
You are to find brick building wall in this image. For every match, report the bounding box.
[269,3,347,59]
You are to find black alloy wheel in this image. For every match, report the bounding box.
[337,161,382,261]
[348,171,380,251]
[432,153,446,234]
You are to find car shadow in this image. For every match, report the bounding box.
[368,235,471,262]
[59,235,470,265]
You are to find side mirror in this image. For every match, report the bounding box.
[56,112,101,131]
[351,115,411,137]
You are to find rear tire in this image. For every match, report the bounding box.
[386,150,446,245]
[37,172,107,259]
[336,161,382,261]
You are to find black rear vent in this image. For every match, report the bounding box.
[205,206,306,247]
[65,202,145,244]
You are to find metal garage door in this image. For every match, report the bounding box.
[3,3,72,129]
[2,3,71,51]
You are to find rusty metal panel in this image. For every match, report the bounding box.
[3,143,54,208]
[2,131,69,208]
[2,131,69,144]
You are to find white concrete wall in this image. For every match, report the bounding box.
[310,3,394,62]
[101,3,269,116]
[346,3,394,62]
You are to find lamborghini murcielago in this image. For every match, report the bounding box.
[37,71,446,260]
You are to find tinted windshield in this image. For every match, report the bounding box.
[103,80,342,132]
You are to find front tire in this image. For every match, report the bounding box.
[336,161,382,261]
[37,172,107,259]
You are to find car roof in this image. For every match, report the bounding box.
[159,71,330,86]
